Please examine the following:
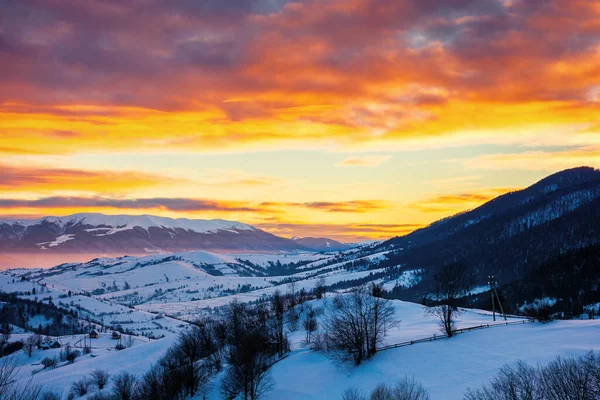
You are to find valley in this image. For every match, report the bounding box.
[1,167,600,399]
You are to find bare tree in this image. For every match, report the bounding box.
[342,387,367,400]
[369,378,430,400]
[0,358,41,400]
[287,281,297,308]
[302,304,318,344]
[24,336,36,358]
[60,344,71,362]
[322,286,396,365]
[166,325,215,397]
[112,372,137,400]
[314,276,326,299]
[0,330,10,354]
[287,307,299,333]
[41,357,57,369]
[90,369,110,390]
[40,392,61,400]
[426,262,473,337]
[66,349,80,364]
[465,352,600,400]
[270,291,288,358]
[70,378,90,397]
[539,353,599,400]
[221,330,275,400]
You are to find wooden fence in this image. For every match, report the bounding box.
[378,319,534,352]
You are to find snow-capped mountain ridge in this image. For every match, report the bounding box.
[0,213,304,254]
[0,213,254,234]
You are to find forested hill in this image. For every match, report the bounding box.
[379,167,600,297]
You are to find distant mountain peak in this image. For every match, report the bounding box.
[0,213,305,254]
[0,212,255,233]
[292,237,352,251]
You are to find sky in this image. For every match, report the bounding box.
[1,0,599,242]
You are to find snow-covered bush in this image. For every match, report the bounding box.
[40,357,57,369]
[70,377,90,397]
[465,351,600,400]
[90,369,110,390]
[342,387,366,400]
[112,372,137,400]
[40,392,61,400]
[66,349,81,364]
[369,377,430,400]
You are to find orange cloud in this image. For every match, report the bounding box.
[255,222,423,242]
[336,155,391,167]
[260,200,390,213]
[0,0,598,155]
[0,164,183,193]
[411,188,517,214]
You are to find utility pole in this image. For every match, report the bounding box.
[488,275,496,321]
[488,275,507,321]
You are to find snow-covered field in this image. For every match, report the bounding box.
[262,318,600,400]
[0,273,187,338]
[2,292,599,399]
[2,247,599,400]
[2,247,406,320]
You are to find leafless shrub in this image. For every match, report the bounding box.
[539,353,599,400]
[24,336,36,358]
[465,352,600,400]
[40,357,57,369]
[113,372,137,400]
[0,357,42,400]
[342,387,367,400]
[369,378,430,400]
[40,392,61,400]
[66,349,80,364]
[302,304,318,344]
[315,276,326,299]
[88,392,112,400]
[90,369,110,390]
[70,377,91,397]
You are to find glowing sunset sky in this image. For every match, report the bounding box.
[1,0,600,241]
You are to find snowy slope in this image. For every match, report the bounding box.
[0,272,188,338]
[260,319,600,400]
[4,294,600,400]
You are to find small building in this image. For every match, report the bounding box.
[48,340,61,349]
[89,329,99,339]
[39,342,51,350]
[111,331,121,340]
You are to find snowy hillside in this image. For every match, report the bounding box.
[0,273,187,338]
[262,313,600,399]
[5,244,415,319]
[2,294,599,400]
